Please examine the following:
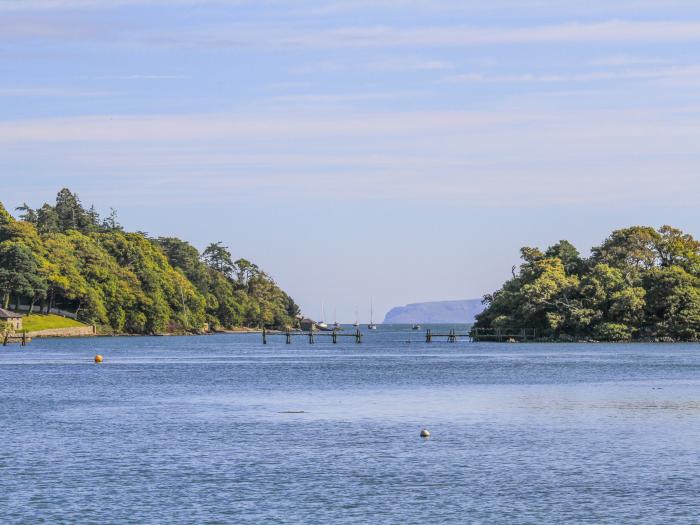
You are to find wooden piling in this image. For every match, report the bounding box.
[2,332,7,347]
[262,326,267,345]
[286,328,291,344]
[308,330,315,344]
[21,331,26,347]
[355,329,362,343]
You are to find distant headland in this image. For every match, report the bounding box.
[383,299,484,324]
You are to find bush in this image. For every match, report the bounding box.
[595,323,632,342]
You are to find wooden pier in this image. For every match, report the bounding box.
[424,329,462,343]
[2,331,31,346]
[260,327,538,345]
[263,327,363,344]
[424,328,538,343]
[469,328,538,342]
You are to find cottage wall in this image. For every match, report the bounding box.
[4,318,22,331]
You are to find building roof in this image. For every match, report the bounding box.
[0,308,22,319]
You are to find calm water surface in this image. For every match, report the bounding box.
[1,325,699,524]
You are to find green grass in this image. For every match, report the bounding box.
[22,314,87,332]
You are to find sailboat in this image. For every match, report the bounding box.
[317,302,328,329]
[353,308,360,327]
[367,299,377,330]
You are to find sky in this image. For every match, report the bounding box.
[1,0,700,322]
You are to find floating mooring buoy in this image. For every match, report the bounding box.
[420,428,430,438]
[94,354,103,363]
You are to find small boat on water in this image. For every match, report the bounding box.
[318,302,328,329]
[412,324,421,330]
[353,308,360,327]
[368,299,377,330]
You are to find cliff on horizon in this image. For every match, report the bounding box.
[383,299,484,324]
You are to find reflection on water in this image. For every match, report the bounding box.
[1,328,700,524]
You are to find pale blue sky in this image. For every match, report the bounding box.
[2,0,700,321]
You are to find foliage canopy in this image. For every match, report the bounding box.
[0,189,300,334]
[473,226,700,341]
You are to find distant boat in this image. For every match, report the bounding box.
[318,301,328,329]
[368,299,377,330]
[353,308,360,327]
[412,324,421,330]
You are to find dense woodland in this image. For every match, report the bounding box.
[0,189,300,333]
[473,226,700,342]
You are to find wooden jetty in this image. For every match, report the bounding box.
[2,331,31,346]
[424,328,461,343]
[262,327,362,344]
[260,327,538,345]
[424,328,538,343]
[469,328,538,343]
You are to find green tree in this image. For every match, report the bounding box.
[0,242,47,309]
[15,203,37,224]
[202,242,235,276]
[55,188,89,232]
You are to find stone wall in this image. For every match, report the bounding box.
[26,326,97,338]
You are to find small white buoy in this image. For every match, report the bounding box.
[420,428,430,438]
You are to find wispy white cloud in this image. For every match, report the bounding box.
[131,20,700,51]
[4,0,700,13]
[0,87,114,97]
[444,64,700,85]
[280,21,700,48]
[589,54,671,66]
[1,105,698,206]
[269,91,427,107]
[291,58,455,75]
[93,74,189,80]
[6,18,700,48]
[0,0,251,10]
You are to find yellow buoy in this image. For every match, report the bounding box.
[94,354,103,363]
[420,428,430,438]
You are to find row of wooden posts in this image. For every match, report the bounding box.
[2,331,30,346]
[263,327,363,344]
[262,327,538,344]
[262,328,466,344]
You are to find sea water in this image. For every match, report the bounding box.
[1,325,699,524]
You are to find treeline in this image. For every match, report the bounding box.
[473,226,700,342]
[0,189,300,333]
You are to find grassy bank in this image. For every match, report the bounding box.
[22,314,87,332]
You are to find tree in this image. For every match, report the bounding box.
[0,242,47,309]
[36,204,60,234]
[0,189,300,333]
[55,188,89,231]
[233,258,259,286]
[545,240,583,275]
[15,203,37,224]
[102,208,122,231]
[202,242,235,276]
[474,225,700,341]
[591,226,661,273]
[654,225,700,273]
[645,267,700,340]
